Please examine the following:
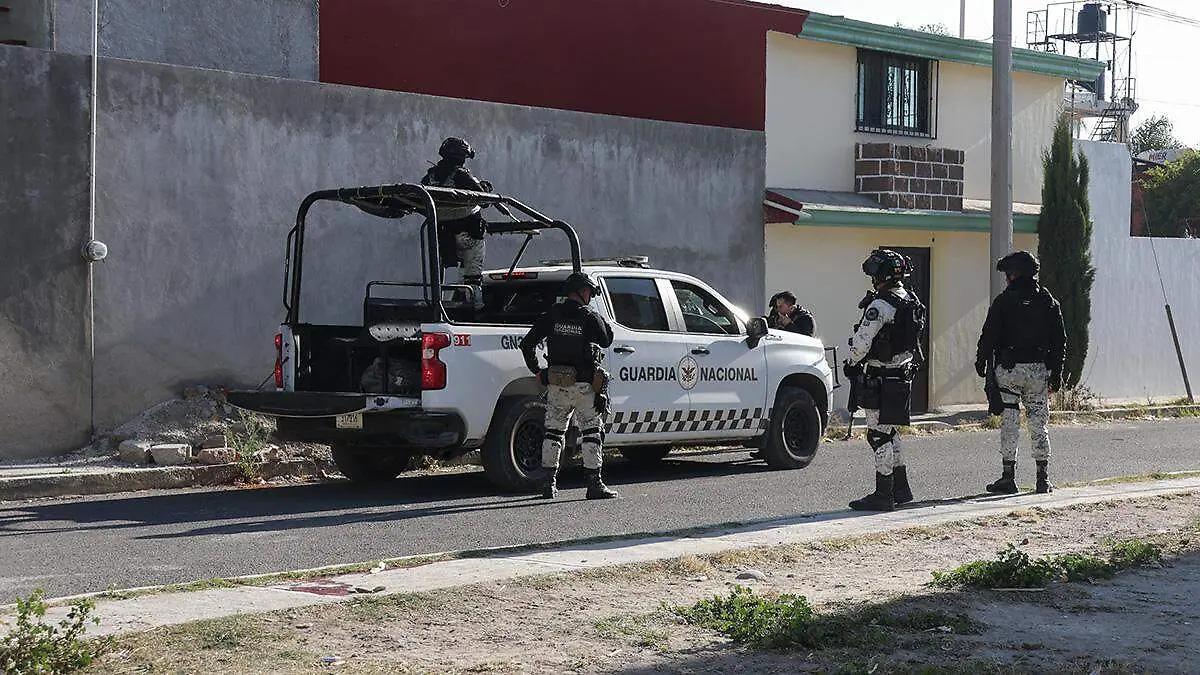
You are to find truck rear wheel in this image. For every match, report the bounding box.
[481,396,547,493]
[760,387,821,470]
[330,446,412,483]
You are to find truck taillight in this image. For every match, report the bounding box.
[274,333,283,389]
[421,332,451,390]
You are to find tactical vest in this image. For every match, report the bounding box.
[422,166,482,222]
[1001,287,1055,350]
[866,289,927,363]
[546,303,598,376]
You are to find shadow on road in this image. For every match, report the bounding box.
[0,452,784,537]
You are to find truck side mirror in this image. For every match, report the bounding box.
[746,317,768,344]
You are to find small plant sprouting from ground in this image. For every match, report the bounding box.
[982,415,1003,430]
[1107,538,1164,568]
[931,539,1164,589]
[1052,384,1099,411]
[226,411,271,482]
[671,586,981,651]
[0,588,110,674]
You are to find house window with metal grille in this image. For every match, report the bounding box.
[855,49,938,138]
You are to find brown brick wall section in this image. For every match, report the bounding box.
[854,142,966,213]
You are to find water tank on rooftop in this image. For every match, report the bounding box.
[1078,3,1107,35]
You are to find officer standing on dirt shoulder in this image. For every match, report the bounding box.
[843,249,927,512]
[420,137,492,308]
[975,251,1066,495]
[519,273,619,500]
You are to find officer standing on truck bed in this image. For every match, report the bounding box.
[519,273,619,500]
[975,250,1066,495]
[420,137,493,308]
[843,249,927,512]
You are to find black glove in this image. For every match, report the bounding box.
[594,393,610,415]
[1048,370,1062,393]
[842,360,860,379]
[975,359,988,378]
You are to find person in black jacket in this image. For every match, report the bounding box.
[420,137,493,308]
[767,291,817,337]
[975,250,1067,495]
[519,273,618,500]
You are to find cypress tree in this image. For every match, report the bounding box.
[1036,116,1095,389]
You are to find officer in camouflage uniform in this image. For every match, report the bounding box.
[420,137,493,308]
[844,249,927,512]
[976,251,1066,494]
[519,273,619,500]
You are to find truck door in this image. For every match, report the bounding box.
[599,276,696,444]
[666,279,768,440]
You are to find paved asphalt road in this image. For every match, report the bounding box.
[2,419,1198,600]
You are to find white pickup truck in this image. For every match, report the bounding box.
[228,184,835,493]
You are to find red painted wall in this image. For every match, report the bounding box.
[319,0,807,131]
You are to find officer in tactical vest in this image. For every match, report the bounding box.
[975,250,1066,495]
[843,248,928,512]
[519,273,619,500]
[420,137,492,308]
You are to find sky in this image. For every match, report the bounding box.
[768,0,1200,147]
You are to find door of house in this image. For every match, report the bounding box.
[889,246,931,414]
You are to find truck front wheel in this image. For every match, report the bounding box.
[481,396,548,493]
[330,446,412,483]
[760,387,821,470]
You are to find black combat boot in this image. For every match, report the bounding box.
[849,473,895,512]
[893,465,914,505]
[585,469,619,500]
[986,460,1019,494]
[541,468,558,500]
[1035,460,1054,494]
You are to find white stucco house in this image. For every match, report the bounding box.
[762,13,1107,412]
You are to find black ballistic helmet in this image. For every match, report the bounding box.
[563,272,602,296]
[438,137,475,161]
[996,250,1039,277]
[862,248,909,284]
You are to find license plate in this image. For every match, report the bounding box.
[335,413,363,429]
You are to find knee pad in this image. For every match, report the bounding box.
[866,429,895,450]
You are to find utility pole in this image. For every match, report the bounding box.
[960,0,967,38]
[990,0,1013,299]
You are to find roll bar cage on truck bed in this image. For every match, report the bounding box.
[284,183,583,325]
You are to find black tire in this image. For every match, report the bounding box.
[760,387,822,470]
[481,396,548,493]
[618,445,672,466]
[330,446,412,483]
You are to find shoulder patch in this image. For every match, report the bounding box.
[865,307,880,321]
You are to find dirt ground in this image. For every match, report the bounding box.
[75,491,1200,674]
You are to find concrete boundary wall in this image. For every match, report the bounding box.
[1079,140,1200,402]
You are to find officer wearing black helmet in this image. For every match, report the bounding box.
[843,248,928,511]
[975,250,1066,495]
[420,137,494,308]
[519,272,618,500]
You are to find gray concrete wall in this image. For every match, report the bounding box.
[92,57,765,431]
[1078,140,1200,403]
[0,0,53,47]
[54,0,318,80]
[0,48,763,451]
[0,46,93,459]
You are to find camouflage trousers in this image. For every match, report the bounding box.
[995,363,1051,462]
[864,409,906,476]
[543,383,604,470]
[455,232,485,306]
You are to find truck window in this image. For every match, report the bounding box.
[604,277,669,331]
[671,281,742,335]
[479,282,564,324]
